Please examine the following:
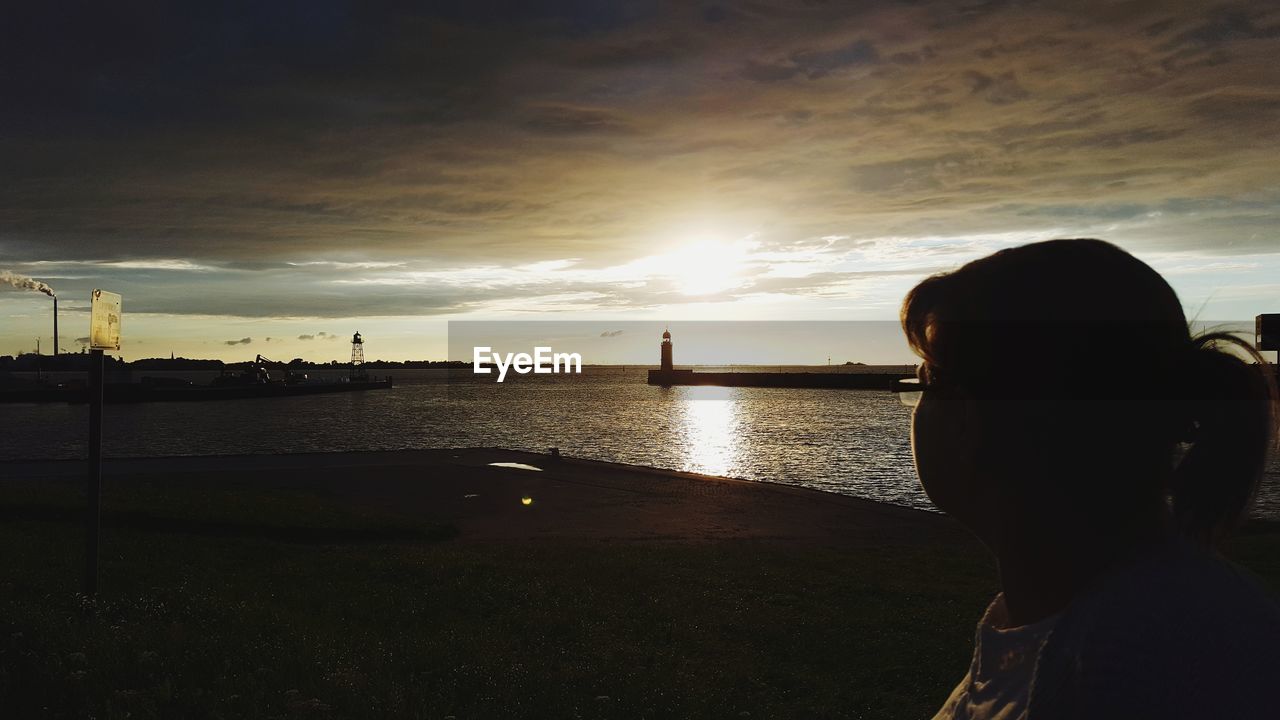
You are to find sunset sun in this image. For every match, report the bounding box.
[667,240,754,296]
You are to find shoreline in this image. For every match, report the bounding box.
[10,443,1280,532]
[1,447,967,548]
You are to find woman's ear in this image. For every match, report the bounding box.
[980,398,1075,526]
[963,388,1065,536]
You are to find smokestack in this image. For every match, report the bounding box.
[0,270,58,355]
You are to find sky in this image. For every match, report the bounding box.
[2,0,1278,362]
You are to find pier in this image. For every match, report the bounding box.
[645,330,914,389]
[646,368,913,389]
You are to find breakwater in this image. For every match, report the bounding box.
[647,368,913,389]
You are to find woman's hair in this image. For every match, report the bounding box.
[900,238,1277,544]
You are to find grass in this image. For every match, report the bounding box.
[1,480,1276,719]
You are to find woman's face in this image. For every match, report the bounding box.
[909,363,989,526]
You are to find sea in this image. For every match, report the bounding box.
[3,366,1278,519]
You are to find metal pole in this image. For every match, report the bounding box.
[85,348,103,595]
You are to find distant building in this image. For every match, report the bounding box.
[660,328,673,371]
[1258,313,1280,353]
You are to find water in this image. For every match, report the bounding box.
[0,368,929,508]
[3,367,1277,518]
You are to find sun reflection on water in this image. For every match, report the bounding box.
[677,386,742,477]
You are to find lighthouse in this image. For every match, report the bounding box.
[647,327,694,386]
[350,331,367,380]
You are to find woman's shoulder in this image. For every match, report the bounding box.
[1029,536,1280,718]
[1089,534,1280,633]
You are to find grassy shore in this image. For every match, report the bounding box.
[2,453,1277,719]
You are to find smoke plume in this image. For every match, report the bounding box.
[1,270,55,297]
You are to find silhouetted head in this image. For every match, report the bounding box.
[901,239,1276,546]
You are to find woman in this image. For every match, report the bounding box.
[899,239,1280,719]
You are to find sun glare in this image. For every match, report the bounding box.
[677,387,742,477]
[667,240,752,296]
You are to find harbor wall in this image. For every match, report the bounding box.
[647,369,912,389]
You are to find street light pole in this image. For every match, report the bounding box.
[85,348,103,595]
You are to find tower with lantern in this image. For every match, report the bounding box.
[350,331,367,380]
[660,328,673,371]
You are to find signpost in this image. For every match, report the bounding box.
[85,289,121,595]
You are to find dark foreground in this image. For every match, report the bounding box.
[2,449,1277,719]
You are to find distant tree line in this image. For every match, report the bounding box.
[0,354,470,372]
[263,358,470,370]
[0,354,130,372]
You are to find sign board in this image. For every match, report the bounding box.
[1258,314,1280,352]
[90,289,122,350]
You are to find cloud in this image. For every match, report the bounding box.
[1,0,1279,328]
[224,337,252,346]
[600,329,624,337]
[523,105,634,135]
[298,334,315,340]
[962,70,1030,105]
[742,39,879,82]
[1157,8,1280,52]
[792,39,880,78]
[849,153,978,194]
